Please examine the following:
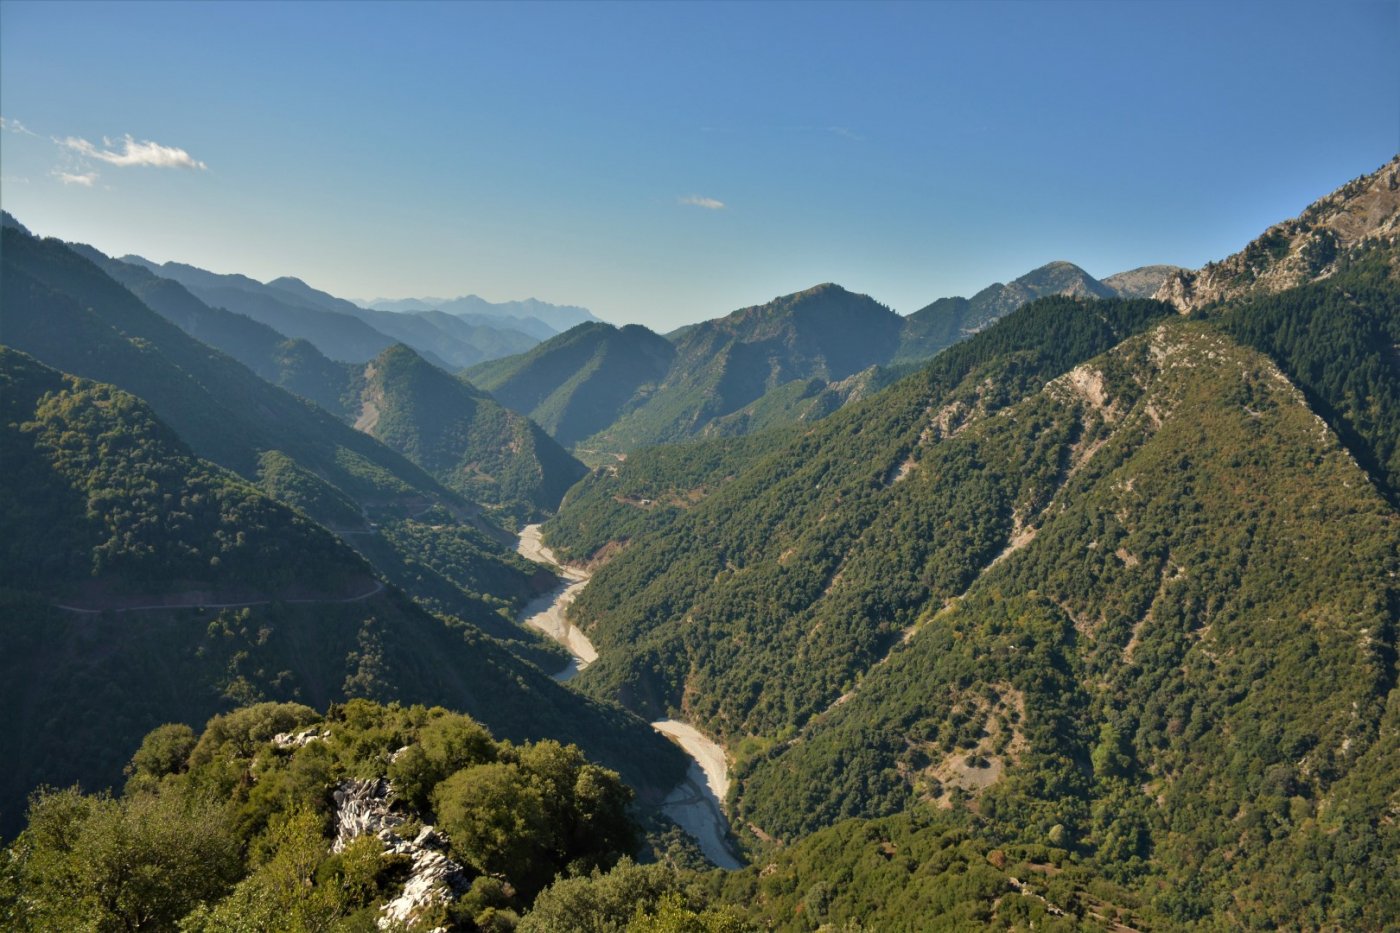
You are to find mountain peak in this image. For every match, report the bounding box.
[0,211,30,235]
[1102,264,1185,299]
[1156,155,1400,311]
[1012,261,1115,299]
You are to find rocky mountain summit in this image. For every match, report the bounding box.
[1102,264,1184,298]
[1156,155,1400,311]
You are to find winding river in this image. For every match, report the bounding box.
[515,525,743,869]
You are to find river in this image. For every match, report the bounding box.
[515,525,743,869]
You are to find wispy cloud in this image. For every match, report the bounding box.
[53,170,98,187]
[1,116,39,137]
[679,194,726,210]
[60,134,207,169]
[827,125,864,142]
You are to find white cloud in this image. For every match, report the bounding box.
[679,195,726,210]
[1,117,39,137]
[827,125,864,142]
[60,134,207,169]
[53,171,98,187]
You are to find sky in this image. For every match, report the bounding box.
[1,1,1397,330]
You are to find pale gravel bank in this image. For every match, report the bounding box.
[515,524,597,677]
[513,524,744,868]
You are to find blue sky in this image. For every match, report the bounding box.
[2,1,1396,329]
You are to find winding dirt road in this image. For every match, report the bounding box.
[514,524,743,868]
[54,579,386,614]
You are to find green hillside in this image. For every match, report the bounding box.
[0,352,686,837]
[0,226,569,655]
[546,428,803,567]
[71,239,583,520]
[584,284,904,454]
[0,226,441,509]
[0,348,365,601]
[478,270,1146,461]
[71,243,358,417]
[354,344,587,520]
[2,701,646,929]
[468,321,677,449]
[538,263,1398,927]
[562,295,1177,728]
[732,321,1396,926]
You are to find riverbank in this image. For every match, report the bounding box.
[513,524,743,869]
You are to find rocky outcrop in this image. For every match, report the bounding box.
[1101,264,1184,299]
[331,777,473,931]
[1155,155,1400,313]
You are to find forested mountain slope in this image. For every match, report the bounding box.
[65,237,582,519]
[0,225,580,669]
[581,284,904,454]
[0,351,687,838]
[733,320,1397,925]
[354,344,586,519]
[545,253,1399,927]
[1,226,446,511]
[467,321,677,449]
[70,243,358,416]
[121,256,540,369]
[561,295,1179,730]
[896,260,1117,362]
[120,255,402,363]
[478,265,1170,460]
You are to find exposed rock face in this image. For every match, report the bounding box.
[1155,155,1400,313]
[331,777,472,931]
[272,728,330,749]
[1102,264,1185,299]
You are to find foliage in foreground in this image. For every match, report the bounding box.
[2,701,640,932]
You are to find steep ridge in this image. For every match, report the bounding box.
[355,344,587,519]
[478,266,1155,460]
[1,226,444,509]
[122,257,539,369]
[68,238,582,518]
[0,351,688,837]
[584,284,904,453]
[897,260,1117,361]
[468,322,677,449]
[1207,247,1400,502]
[0,226,576,667]
[734,321,1397,925]
[71,243,358,417]
[121,255,401,363]
[563,295,1175,730]
[269,275,541,368]
[1102,263,1184,298]
[367,293,599,334]
[1156,154,1400,311]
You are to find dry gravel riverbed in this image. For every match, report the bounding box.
[515,525,743,868]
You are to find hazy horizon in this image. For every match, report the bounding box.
[2,0,1396,330]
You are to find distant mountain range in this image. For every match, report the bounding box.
[472,261,1184,459]
[535,155,1400,927]
[0,225,688,833]
[118,256,548,369]
[361,294,601,334]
